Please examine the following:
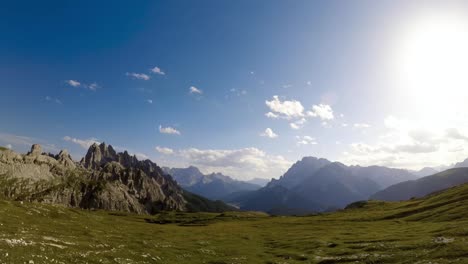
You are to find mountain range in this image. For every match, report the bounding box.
[0,143,233,214]
[162,166,261,200]
[226,157,419,214]
[3,143,468,216]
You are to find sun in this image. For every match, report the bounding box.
[392,11,468,123]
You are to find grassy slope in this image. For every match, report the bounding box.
[1,184,468,263]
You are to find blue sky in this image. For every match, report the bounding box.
[2,1,468,180]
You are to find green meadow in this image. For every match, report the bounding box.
[1,183,468,264]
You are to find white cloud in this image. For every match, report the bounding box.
[155,146,174,155]
[307,104,334,120]
[265,96,335,130]
[66,80,81,87]
[87,83,99,91]
[5,144,12,149]
[45,96,62,105]
[177,147,291,180]
[63,136,100,149]
[159,125,181,135]
[265,112,279,119]
[155,146,292,180]
[150,66,165,75]
[265,95,304,119]
[126,72,150,81]
[446,128,468,141]
[146,99,153,104]
[306,81,312,86]
[260,128,278,138]
[339,115,468,169]
[189,86,203,94]
[296,136,318,145]
[290,123,300,130]
[290,118,306,130]
[66,80,99,91]
[353,123,371,129]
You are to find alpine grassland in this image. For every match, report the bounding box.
[1,183,468,263]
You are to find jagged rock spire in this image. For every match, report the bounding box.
[56,149,76,169]
[27,144,42,156]
[82,142,118,169]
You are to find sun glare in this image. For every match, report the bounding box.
[393,12,468,122]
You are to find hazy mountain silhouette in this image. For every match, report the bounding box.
[163,166,261,200]
[371,168,468,201]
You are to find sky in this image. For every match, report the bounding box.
[2,0,468,180]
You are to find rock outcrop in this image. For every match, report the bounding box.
[0,143,233,214]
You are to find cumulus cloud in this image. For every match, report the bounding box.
[446,128,468,141]
[66,80,81,87]
[86,83,99,91]
[265,112,279,119]
[296,136,318,145]
[126,72,150,81]
[339,115,468,169]
[65,80,99,91]
[179,147,291,180]
[159,125,181,135]
[265,96,335,130]
[150,66,165,75]
[189,86,203,94]
[146,99,153,104]
[155,146,174,155]
[63,136,100,149]
[265,95,304,119]
[290,118,306,130]
[260,128,278,138]
[155,146,292,180]
[307,104,334,120]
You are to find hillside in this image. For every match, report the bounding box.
[371,167,468,201]
[0,144,234,214]
[1,182,468,263]
[163,166,261,200]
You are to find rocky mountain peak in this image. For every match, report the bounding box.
[82,142,118,169]
[27,144,42,156]
[56,149,76,169]
[0,143,234,214]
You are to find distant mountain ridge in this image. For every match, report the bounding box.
[371,167,468,201]
[228,156,418,214]
[0,143,234,214]
[163,166,261,200]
